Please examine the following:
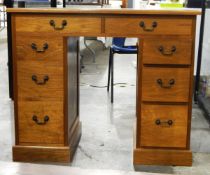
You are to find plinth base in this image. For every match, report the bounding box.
[13,122,81,163]
[133,148,192,166]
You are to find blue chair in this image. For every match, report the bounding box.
[107,38,138,103]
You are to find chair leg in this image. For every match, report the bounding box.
[107,48,112,92]
[111,52,114,103]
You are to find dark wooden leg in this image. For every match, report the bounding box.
[107,48,112,92]
[4,0,14,99]
[111,52,114,103]
[7,13,13,100]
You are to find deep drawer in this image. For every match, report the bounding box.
[142,67,191,102]
[18,101,64,145]
[140,104,188,148]
[15,14,102,35]
[142,38,192,65]
[105,16,193,36]
[17,62,64,101]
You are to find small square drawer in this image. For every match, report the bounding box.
[142,67,191,102]
[105,16,193,36]
[15,36,64,66]
[17,62,64,101]
[18,101,64,145]
[142,38,192,65]
[140,104,188,148]
[14,14,102,35]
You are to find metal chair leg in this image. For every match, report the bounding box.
[107,48,112,92]
[84,37,96,63]
[111,52,114,103]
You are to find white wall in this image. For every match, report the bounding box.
[194,10,210,76]
[199,9,210,76]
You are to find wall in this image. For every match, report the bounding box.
[200,9,210,76]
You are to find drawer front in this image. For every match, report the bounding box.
[16,36,64,66]
[18,102,64,144]
[17,62,64,101]
[140,104,188,148]
[15,15,102,34]
[143,38,192,65]
[105,17,193,36]
[142,67,190,102]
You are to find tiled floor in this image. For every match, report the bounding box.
[1,32,210,174]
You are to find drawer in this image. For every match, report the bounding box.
[143,38,192,65]
[105,16,193,36]
[15,14,102,34]
[140,104,188,148]
[142,67,190,102]
[17,62,64,101]
[16,36,64,66]
[18,101,64,145]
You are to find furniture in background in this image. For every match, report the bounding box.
[63,0,109,6]
[83,36,106,63]
[0,4,6,31]
[107,37,138,103]
[7,8,199,166]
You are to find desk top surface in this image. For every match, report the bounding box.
[7,7,201,16]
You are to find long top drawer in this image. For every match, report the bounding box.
[14,14,102,35]
[105,16,193,36]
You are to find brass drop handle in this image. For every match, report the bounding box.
[139,21,157,32]
[49,20,67,30]
[31,43,48,53]
[155,119,173,126]
[159,46,176,56]
[32,75,49,85]
[157,78,175,89]
[32,115,49,125]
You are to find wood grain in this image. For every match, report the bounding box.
[142,37,192,65]
[17,61,64,101]
[16,36,64,66]
[140,104,188,148]
[13,121,81,162]
[18,101,64,145]
[142,67,191,102]
[7,8,201,15]
[133,148,192,166]
[13,146,70,163]
[67,37,79,134]
[186,16,197,149]
[10,10,197,165]
[105,16,193,36]
[15,14,102,35]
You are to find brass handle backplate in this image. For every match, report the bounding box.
[159,46,176,56]
[157,78,175,89]
[32,115,49,125]
[49,20,67,30]
[139,21,157,32]
[32,75,49,85]
[155,119,173,126]
[31,43,48,53]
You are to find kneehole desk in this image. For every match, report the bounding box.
[7,8,200,166]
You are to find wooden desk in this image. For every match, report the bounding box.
[7,8,200,166]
